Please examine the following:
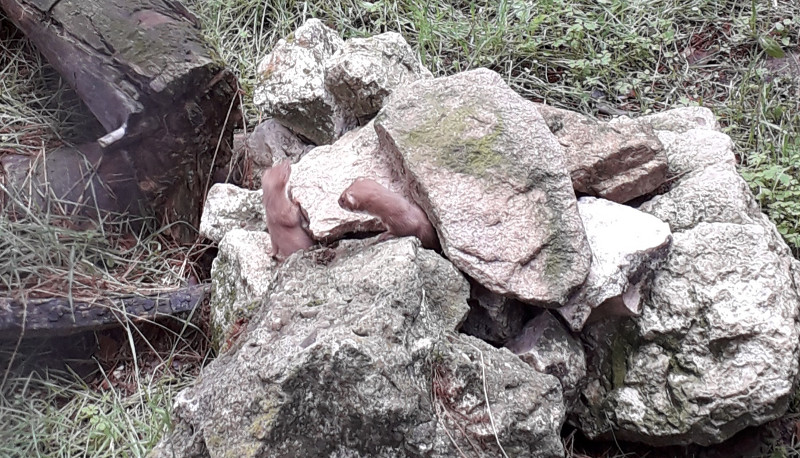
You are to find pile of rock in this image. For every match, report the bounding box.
[152,19,800,457]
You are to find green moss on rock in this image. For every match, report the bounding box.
[401,100,507,179]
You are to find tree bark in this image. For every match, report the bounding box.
[0,284,209,337]
[0,0,240,240]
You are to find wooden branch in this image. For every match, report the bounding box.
[0,284,209,338]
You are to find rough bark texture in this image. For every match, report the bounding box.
[0,284,208,338]
[1,0,239,239]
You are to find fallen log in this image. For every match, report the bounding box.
[0,0,240,240]
[0,284,209,338]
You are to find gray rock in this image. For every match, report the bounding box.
[325,32,432,123]
[572,124,800,447]
[247,119,315,164]
[639,163,763,232]
[653,128,735,176]
[290,121,407,241]
[506,311,587,408]
[577,223,800,446]
[460,282,532,346]
[253,19,355,145]
[537,103,668,203]
[151,238,566,457]
[376,68,591,306]
[234,120,315,187]
[627,106,719,133]
[793,257,800,294]
[571,107,800,447]
[423,335,565,458]
[209,229,276,350]
[199,183,265,243]
[558,197,672,332]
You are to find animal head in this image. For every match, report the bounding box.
[262,162,291,195]
[338,187,359,211]
[339,178,382,211]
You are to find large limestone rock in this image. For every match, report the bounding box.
[151,238,566,457]
[254,22,432,146]
[572,108,800,446]
[376,68,591,306]
[290,121,404,241]
[325,32,432,123]
[208,229,276,350]
[627,106,719,133]
[537,103,668,203]
[253,19,353,145]
[651,128,735,177]
[199,183,265,243]
[558,197,672,332]
[575,222,800,446]
[639,163,762,231]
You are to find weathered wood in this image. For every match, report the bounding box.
[1,0,224,132]
[0,284,209,338]
[0,0,240,239]
[1,143,147,221]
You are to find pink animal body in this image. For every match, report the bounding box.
[339,178,439,250]
[262,162,314,261]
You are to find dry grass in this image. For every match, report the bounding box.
[1,10,214,457]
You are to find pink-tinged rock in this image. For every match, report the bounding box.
[290,121,407,241]
[558,197,672,332]
[325,32,432,123]
[253,19,355,145]
[536,103,668,203]
[375,68,591,306]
